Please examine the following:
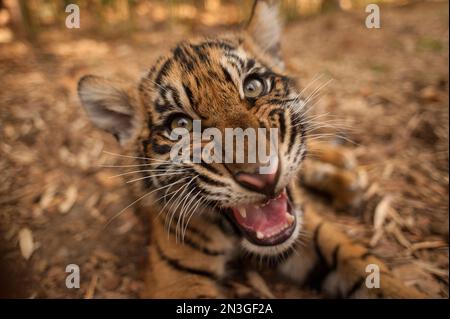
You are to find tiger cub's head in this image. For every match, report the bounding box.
[78,0,307,257]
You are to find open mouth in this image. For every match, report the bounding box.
[228,189,296,246]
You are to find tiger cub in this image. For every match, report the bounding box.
[77,0,425,298]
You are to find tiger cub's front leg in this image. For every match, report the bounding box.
[279,206,426,298]
[277,188,426,298]
[142,213,236,298]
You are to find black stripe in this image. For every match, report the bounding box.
[303,222,331,291]
[330,244,341,270]
[279,113,286,143]
[344,277,365,298]
[198,173,227,188]
[146,64,158,80]
[313,223,328,263]
[246,58,255,71]
[173,45,195,72]
[165,85,183,109]
[183,83,195,110]
[194,76,201,90]
[269,108,286,143]
[207,39,236,52]
[166,223,226,256]
[198,161,220,175]
[152,142,171,154]
[266,99,287,105]
[155,58,173,86]
[183,223,212,242]
[215,214,240,237]
[155,243,219,280]
[192,44,210,64]
[183,238,226,256]
[155,101,174,114]
[139,143,153,189]
[208,70,220,80]
[288,115,301,153]
[280,76,291,94]
[221,66,233,84]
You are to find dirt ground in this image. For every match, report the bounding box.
[0,1,448,298]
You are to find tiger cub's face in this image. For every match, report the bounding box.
[78,1,306,257]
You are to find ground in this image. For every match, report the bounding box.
[0,1,448,298]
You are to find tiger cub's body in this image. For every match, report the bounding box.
[77,0,425,298]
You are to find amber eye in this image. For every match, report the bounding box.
[243,77,265,98]
[170,115,193,131]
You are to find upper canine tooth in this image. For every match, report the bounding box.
[256,231,264,239]
[238,207,247,218]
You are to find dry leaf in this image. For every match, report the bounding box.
[370,228,384,247]
[40,184,57,209]
[373,196,391,230]
[18,227,34,260]
[409,241,447,253]
[386,221,411,248]
[58,185,78,214]
[84,274,98,299]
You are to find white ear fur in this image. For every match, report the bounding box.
[77,75,140,145]
[246,0,283,68]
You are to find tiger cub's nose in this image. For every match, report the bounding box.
[234,159,279,196]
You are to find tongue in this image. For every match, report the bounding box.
[231,192,294,239]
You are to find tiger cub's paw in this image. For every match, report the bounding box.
[301,143,367,211]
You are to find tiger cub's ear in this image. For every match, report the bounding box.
[77,75,142,145]
[246,0,284,69]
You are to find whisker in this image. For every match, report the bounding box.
[303,78,334,106]
[154,176,194,222]
[181,195,206,241]
[103,181,184,229]
[102,151,177,163]
[306,134,358,145]
[98,162,183,168]
[125,171,189,184]
[110,168,190,178]
[177,189,201,243]
[165,176,198,239]
[175,185,199,243]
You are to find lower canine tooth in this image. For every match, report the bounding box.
[286,213,295,224]
[256,231,264,239]
[238,207,247,218]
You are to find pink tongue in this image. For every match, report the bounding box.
[232,193,289,237]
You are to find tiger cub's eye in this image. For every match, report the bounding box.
[170,116,193,131]
[243,77,265,98]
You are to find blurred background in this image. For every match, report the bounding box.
[2,0,445,41]
[0,0,448,298]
